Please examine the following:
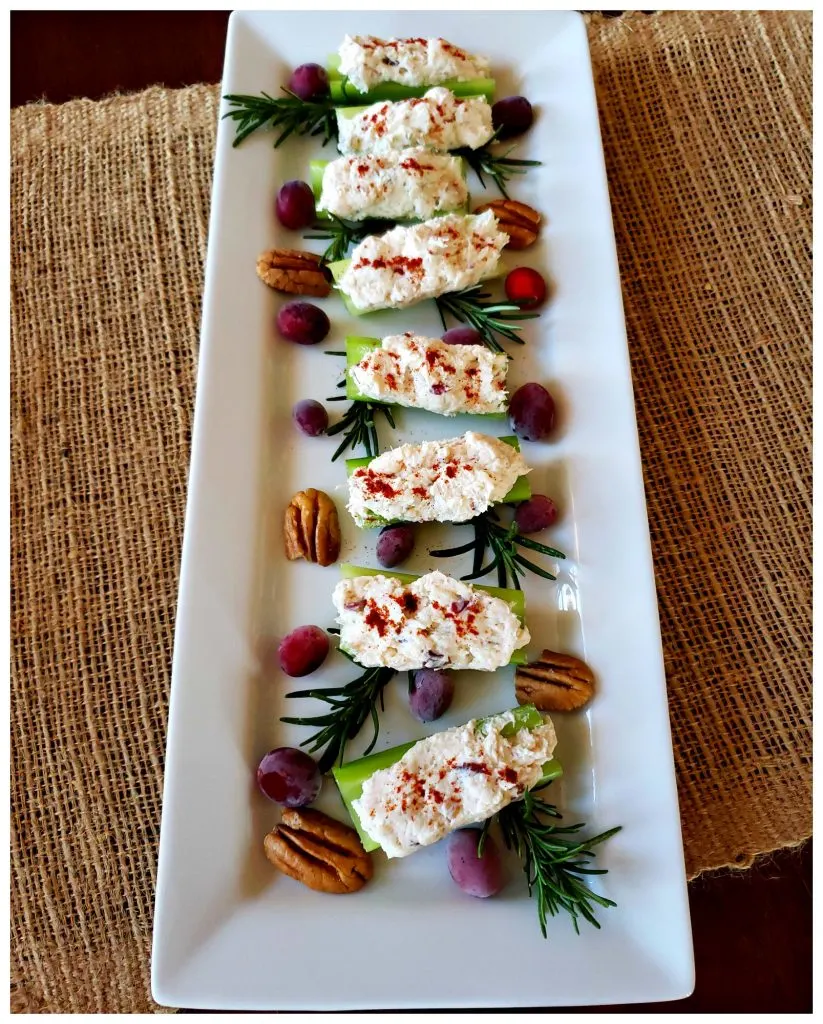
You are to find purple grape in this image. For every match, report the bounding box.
[275,180,316,230]
[276,301,330,345]
[442,326,484,347]
[515,494,559,534]
[491,96,534,140]
[508,382,556,442]
[446,829,504,898]
[408,669,455,723]
[288,63,330,101]
[293,399,328,437]
[278,625,329,677]
[376,524,415,568]
[257,747,322,807]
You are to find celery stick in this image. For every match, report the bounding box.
[344,435,531,514]
[325,55,495,104]
[337,563,528,666]
[311,158,469,221]
[332,705,563,852]
[343,334,507,417]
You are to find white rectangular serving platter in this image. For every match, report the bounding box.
[151,10,694,1010]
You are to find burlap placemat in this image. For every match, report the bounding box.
[11,10,811,1014]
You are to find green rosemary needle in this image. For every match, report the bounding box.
[435,286,539,353]
[455,135,542,198]
[430,507,565,590]
[325,398,395,461]
[222,89,338,148]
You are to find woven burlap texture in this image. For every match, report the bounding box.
[11,10,811,1014]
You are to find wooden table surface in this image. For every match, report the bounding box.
[11,11,812,1015]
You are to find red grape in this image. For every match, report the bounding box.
[275,180,316,230]
[257,747,322,807]
[442,326,484,347]
[288,63,330,101]
[446,829,504,897]
[276,301,330,345]
[492,96,534,140]
[505,266,547,309]
[515,495,559,533]
[376,524,415,567]
[508,383,556,441]
[408,669,454,723]
[278,625,329,677]
[293,399,328,437]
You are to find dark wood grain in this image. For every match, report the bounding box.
[11,12,812,1014]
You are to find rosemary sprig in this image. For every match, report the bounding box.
[305,214,392,265]
[222,89,338,148]
[496,789,622,937]
[455,134,542,198]
[281,657,396,773]
[431,507,565,590]
[325,398,395,461]
[435,285,538,353]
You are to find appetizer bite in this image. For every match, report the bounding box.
[331,211,509,313]
[336,88,494,156]
[332,568,530,672]
[346,332,508,415]
[346,432,530,527]
[333,704,558,856]
[332,35,493,101]
[312,150,469,222]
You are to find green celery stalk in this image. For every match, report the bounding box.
[328,256,501,316]
[310,158,470,223]
[345,435,531,520]
[326,55,495,104]
[343,334,507,416]
[332,703,563,852]
[338,562,528,665]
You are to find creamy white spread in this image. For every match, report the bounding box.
[347,431,529,526]
[333,571,529,673]
[350,333,508,415]
[337,35,491,94]
[318,150,467,221]
[338,211,508,312]
[353,711,556,857]
[337,87,493,155]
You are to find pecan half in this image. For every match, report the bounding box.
[473,199,542,250]
[264,808,373,894]
[284,488,341,566]
[515,649,595,712]
[256,248,331,297]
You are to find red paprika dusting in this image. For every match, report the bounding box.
[432,790,445,804]
[412,486,427,497]
[431,383,446,395]
[445,463,458,478]
[500,767,518,784]
[361,471,399,499]
[364,603,388,637]
[460,762,491,775]
[399,157,435,173]
[385,372,398,390]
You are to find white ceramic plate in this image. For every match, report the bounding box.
[151,10,694,1010]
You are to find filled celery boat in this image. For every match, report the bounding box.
[344,434,531,527]
[332,703,563,852]
[343,335,507,417]
[309,159,470,221]
[338,562,528,666]
[327,55,495,104]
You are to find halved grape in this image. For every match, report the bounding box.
[257,747,322,807]
[275,180,317,230]
[446,829,504,898]
[278,625,329,677]
[442,326,484,347]
[408,669,454,723]
[376,524,415,568]
[515,494,558,533]
[288,63,330,101]
[492,96,534,140]
[276,301,330,345]
[293,399,329,437]
[508,382,556,441]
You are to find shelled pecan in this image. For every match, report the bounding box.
[284,488,341,566]
[515,649,595,712]
[473,199,542,250]
[256,248,331,297]
[263,808,373,894]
